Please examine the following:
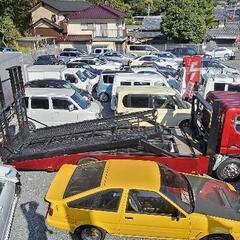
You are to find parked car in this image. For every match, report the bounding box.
[111,73,170,110]
[63,48,87,55]
[205,47,234,60]
[154,51,182,64]
[24,79,94,101]
[97,70,133,102]
[45,160,240,240]
[116,86,190,126]
[24,88,102,129]
[126,44,159,56]
[72,57,122,71]
[58,51,83,64]
[67,61,101,75]
[0,165,20,240]
[101,51,133,65]
[171,47,198,60]
[0,47,17,52]
[131,55,178,69]
[202,59,239,75]
[93,47,112,55]
[34,55,58,65]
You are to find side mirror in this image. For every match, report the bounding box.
[171,210,180,221]
[68,104,75,111]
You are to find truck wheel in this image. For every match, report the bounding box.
[75,226,106,240]
[216,158,240,181]
[99,93,109,102]
[77,157,99,165]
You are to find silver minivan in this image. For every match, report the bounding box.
[126,45,159,56]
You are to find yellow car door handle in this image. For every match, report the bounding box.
[125,216,133,220]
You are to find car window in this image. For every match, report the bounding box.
[64,162,106,198]
[214,83,225,91]
[52,98,76,110]
[153,95,176,109]
[134,82,150,86]
[186,49,196,55]
[120,82,131,86]
[31,97,49,109]
[95,49,101,54]
[126,189,178,215]
[123,95,150,108]
[103,75,114,84]
[68,189,123,211]
[65,74,78,84]
[235,116,240,132]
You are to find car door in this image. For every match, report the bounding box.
[29,97,51,127]
[67,189,123,234]
[119,189,190,239]
[51,97,79,125]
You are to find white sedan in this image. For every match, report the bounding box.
[130,55,179,69]
[205,47,234,60]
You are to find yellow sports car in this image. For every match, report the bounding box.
[45,160,240,240]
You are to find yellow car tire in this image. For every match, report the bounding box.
[75,225,106,240]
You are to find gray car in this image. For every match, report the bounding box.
[0,165,20,240]
[101,51,133,65]
[57,51,82,64]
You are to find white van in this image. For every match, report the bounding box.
[111,73,170,110]
[93,48,112,55]
[116,86,190,126]
[26,65,94,92]
[201,73,240,98]
[126,45,159,56]
[24,88,102,129]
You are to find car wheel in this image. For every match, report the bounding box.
[75,226,106,240]
[28,121,36,132]
[99,92,109,102]
[224,53,230,60]
[58,60,65,65]
[216,158,240,181]
[179,119,190,128]
[205,234,230,240]
[77,157,99,165]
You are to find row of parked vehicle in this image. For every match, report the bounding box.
[1,44,240,240]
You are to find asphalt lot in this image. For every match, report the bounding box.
[7,59,240,240]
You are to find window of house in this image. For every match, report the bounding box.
[52,98,76,110]
[31,97,49,109]
[126,189,178,215]
[235,116,240,132]
[68,189,123,211]
[65,74,77,84]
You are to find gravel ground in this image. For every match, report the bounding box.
[7,59,240,240]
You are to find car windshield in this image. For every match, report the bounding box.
[159,165,194,213]
[76,70,88,82]
[71,92,90,109]
[83,69,97,79]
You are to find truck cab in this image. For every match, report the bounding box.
[190,91,240,180]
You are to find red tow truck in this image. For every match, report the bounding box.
[1,66,240,181]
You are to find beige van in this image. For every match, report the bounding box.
[116,86,191,126]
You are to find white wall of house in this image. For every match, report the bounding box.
[92,41,116,51]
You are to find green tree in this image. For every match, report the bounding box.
[160,0,207,43]
[0,15,20,47]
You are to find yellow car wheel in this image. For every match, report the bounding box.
[75,226,106,240]
[203,234,231,240]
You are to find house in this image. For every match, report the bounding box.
[30,0,127,52]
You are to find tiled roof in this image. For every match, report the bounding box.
[68,4,127,19]
[57,34,92,42]
[41,0,92,12]
[141,16,162,31]
[130,31,163,39]
[206,23,239,39]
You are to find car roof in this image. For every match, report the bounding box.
[25,88,75,97]
[102,160,160,190]
[116,86,175,95]
[27,65,65,72]
[114,73,163,81]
